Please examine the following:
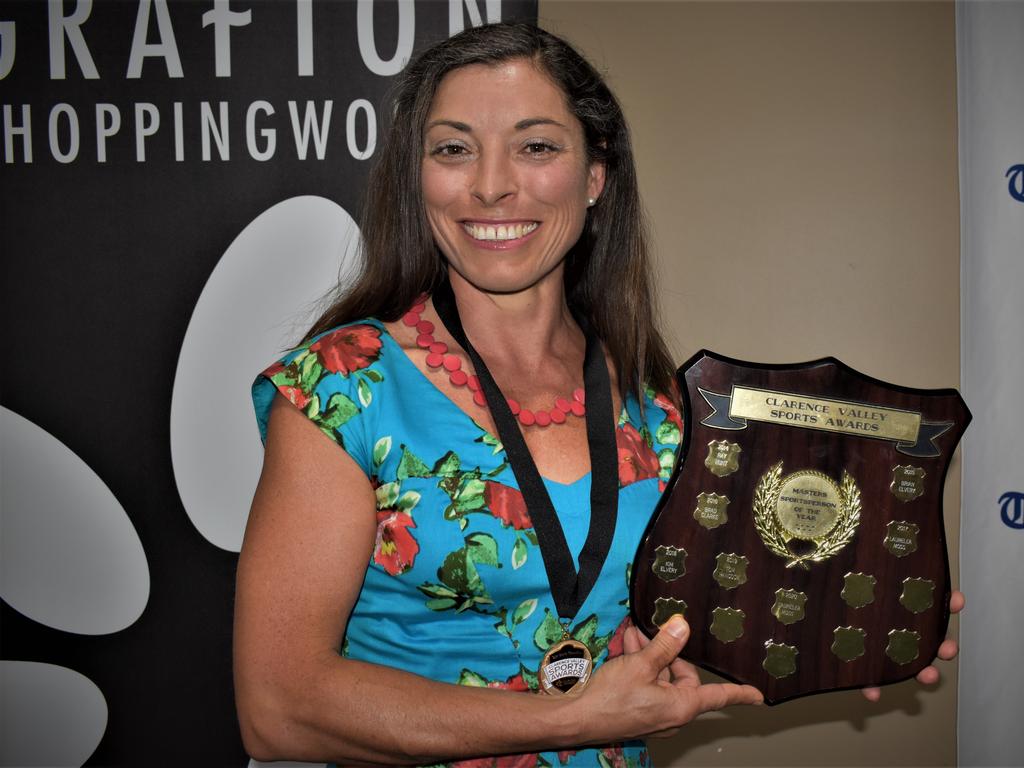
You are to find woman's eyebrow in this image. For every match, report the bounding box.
[515,117,566,131]
[424,117,568,133]
[425,119,472,132]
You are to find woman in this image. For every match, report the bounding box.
[235,22,957,767]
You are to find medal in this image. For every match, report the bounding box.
[539,625,594,696]
[433,280,618,696]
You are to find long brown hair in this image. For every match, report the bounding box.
[306,22,676,402]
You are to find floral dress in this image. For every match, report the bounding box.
[252,319,683,768]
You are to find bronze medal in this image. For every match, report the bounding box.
[539,633,593,696]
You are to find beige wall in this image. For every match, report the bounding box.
[539,2,962,765]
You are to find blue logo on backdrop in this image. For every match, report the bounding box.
[1007,165,1024,203]
[1000,491,1024,529]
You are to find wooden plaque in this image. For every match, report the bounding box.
[631,351,970,704]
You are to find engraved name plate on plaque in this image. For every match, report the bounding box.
[630,351,970,704]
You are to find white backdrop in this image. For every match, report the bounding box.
[957,1,1024,765]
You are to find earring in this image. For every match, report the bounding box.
[587,197,597,207]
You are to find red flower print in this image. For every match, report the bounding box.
[263,360,286,378]
[653,390,683,435]
[599,746,628,768]
[277,384,310,410]
[373,509,419,576]
[616,423,660,487]
[606,615,632,659]
[487,672,531,692]
[450,757,494,768]
[310,324,382,375]
[484,481,533,530]
[265,361,311,408]
[452,754,540,768]
[558,751,578,764]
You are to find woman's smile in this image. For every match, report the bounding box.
[460,220,540,247]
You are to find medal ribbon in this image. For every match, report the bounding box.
[432,279,619,621]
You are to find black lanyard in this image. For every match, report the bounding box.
[432,279,618,621]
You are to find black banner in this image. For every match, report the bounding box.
[0,1,537,763]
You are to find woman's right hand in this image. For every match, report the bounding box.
[571,615,763,743]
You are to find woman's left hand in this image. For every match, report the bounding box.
[861,589,965,702]
[621,622,713,739]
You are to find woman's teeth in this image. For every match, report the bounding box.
[463,222,538,241]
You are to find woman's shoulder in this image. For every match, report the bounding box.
[261,318,402,386]
[313,319,391,369]
[616,383,684,490]
[632,383,683,432]
[280,317,390,368]
[252,318,399,449]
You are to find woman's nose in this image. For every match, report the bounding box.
[470,151,516,206]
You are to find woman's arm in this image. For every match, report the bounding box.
[234,396,762,765]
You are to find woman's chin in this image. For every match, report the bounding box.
[446,263,567,297]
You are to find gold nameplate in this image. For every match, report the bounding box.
[886,629,921,665]
[710,607,746,643]
[713,553,749,590]
[705,439,741,477]
[884,520,920,557]
[652,597,687,627]
[651,545,687,583]
[763,641,798,679]
[754,463,861,569]
[831,626,867,662]
[729,386,922,443]
[900,577,935,614]
[841,572,877,609]
[891,465,926,502]
[771,588,808,625]
[693,492,730,530]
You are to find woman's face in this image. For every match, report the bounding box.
[421,58,605,295]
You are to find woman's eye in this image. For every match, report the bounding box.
[524,141,559,156]
[431,143,469,158]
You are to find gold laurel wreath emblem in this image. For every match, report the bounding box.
[753,461,862,569]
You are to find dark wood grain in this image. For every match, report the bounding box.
[630,351,970,704]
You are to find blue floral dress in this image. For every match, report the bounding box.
[253,319,683,768]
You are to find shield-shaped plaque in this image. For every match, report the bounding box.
[631,351,970,704]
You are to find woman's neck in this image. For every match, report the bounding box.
[445,269,583,374]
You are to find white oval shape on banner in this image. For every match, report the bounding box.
[0,660,108,766]
[170,196,362,552]
[0,407,150,635]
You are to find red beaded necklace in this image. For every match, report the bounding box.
[402,296,586,428]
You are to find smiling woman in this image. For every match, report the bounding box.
[234,22,764,768]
